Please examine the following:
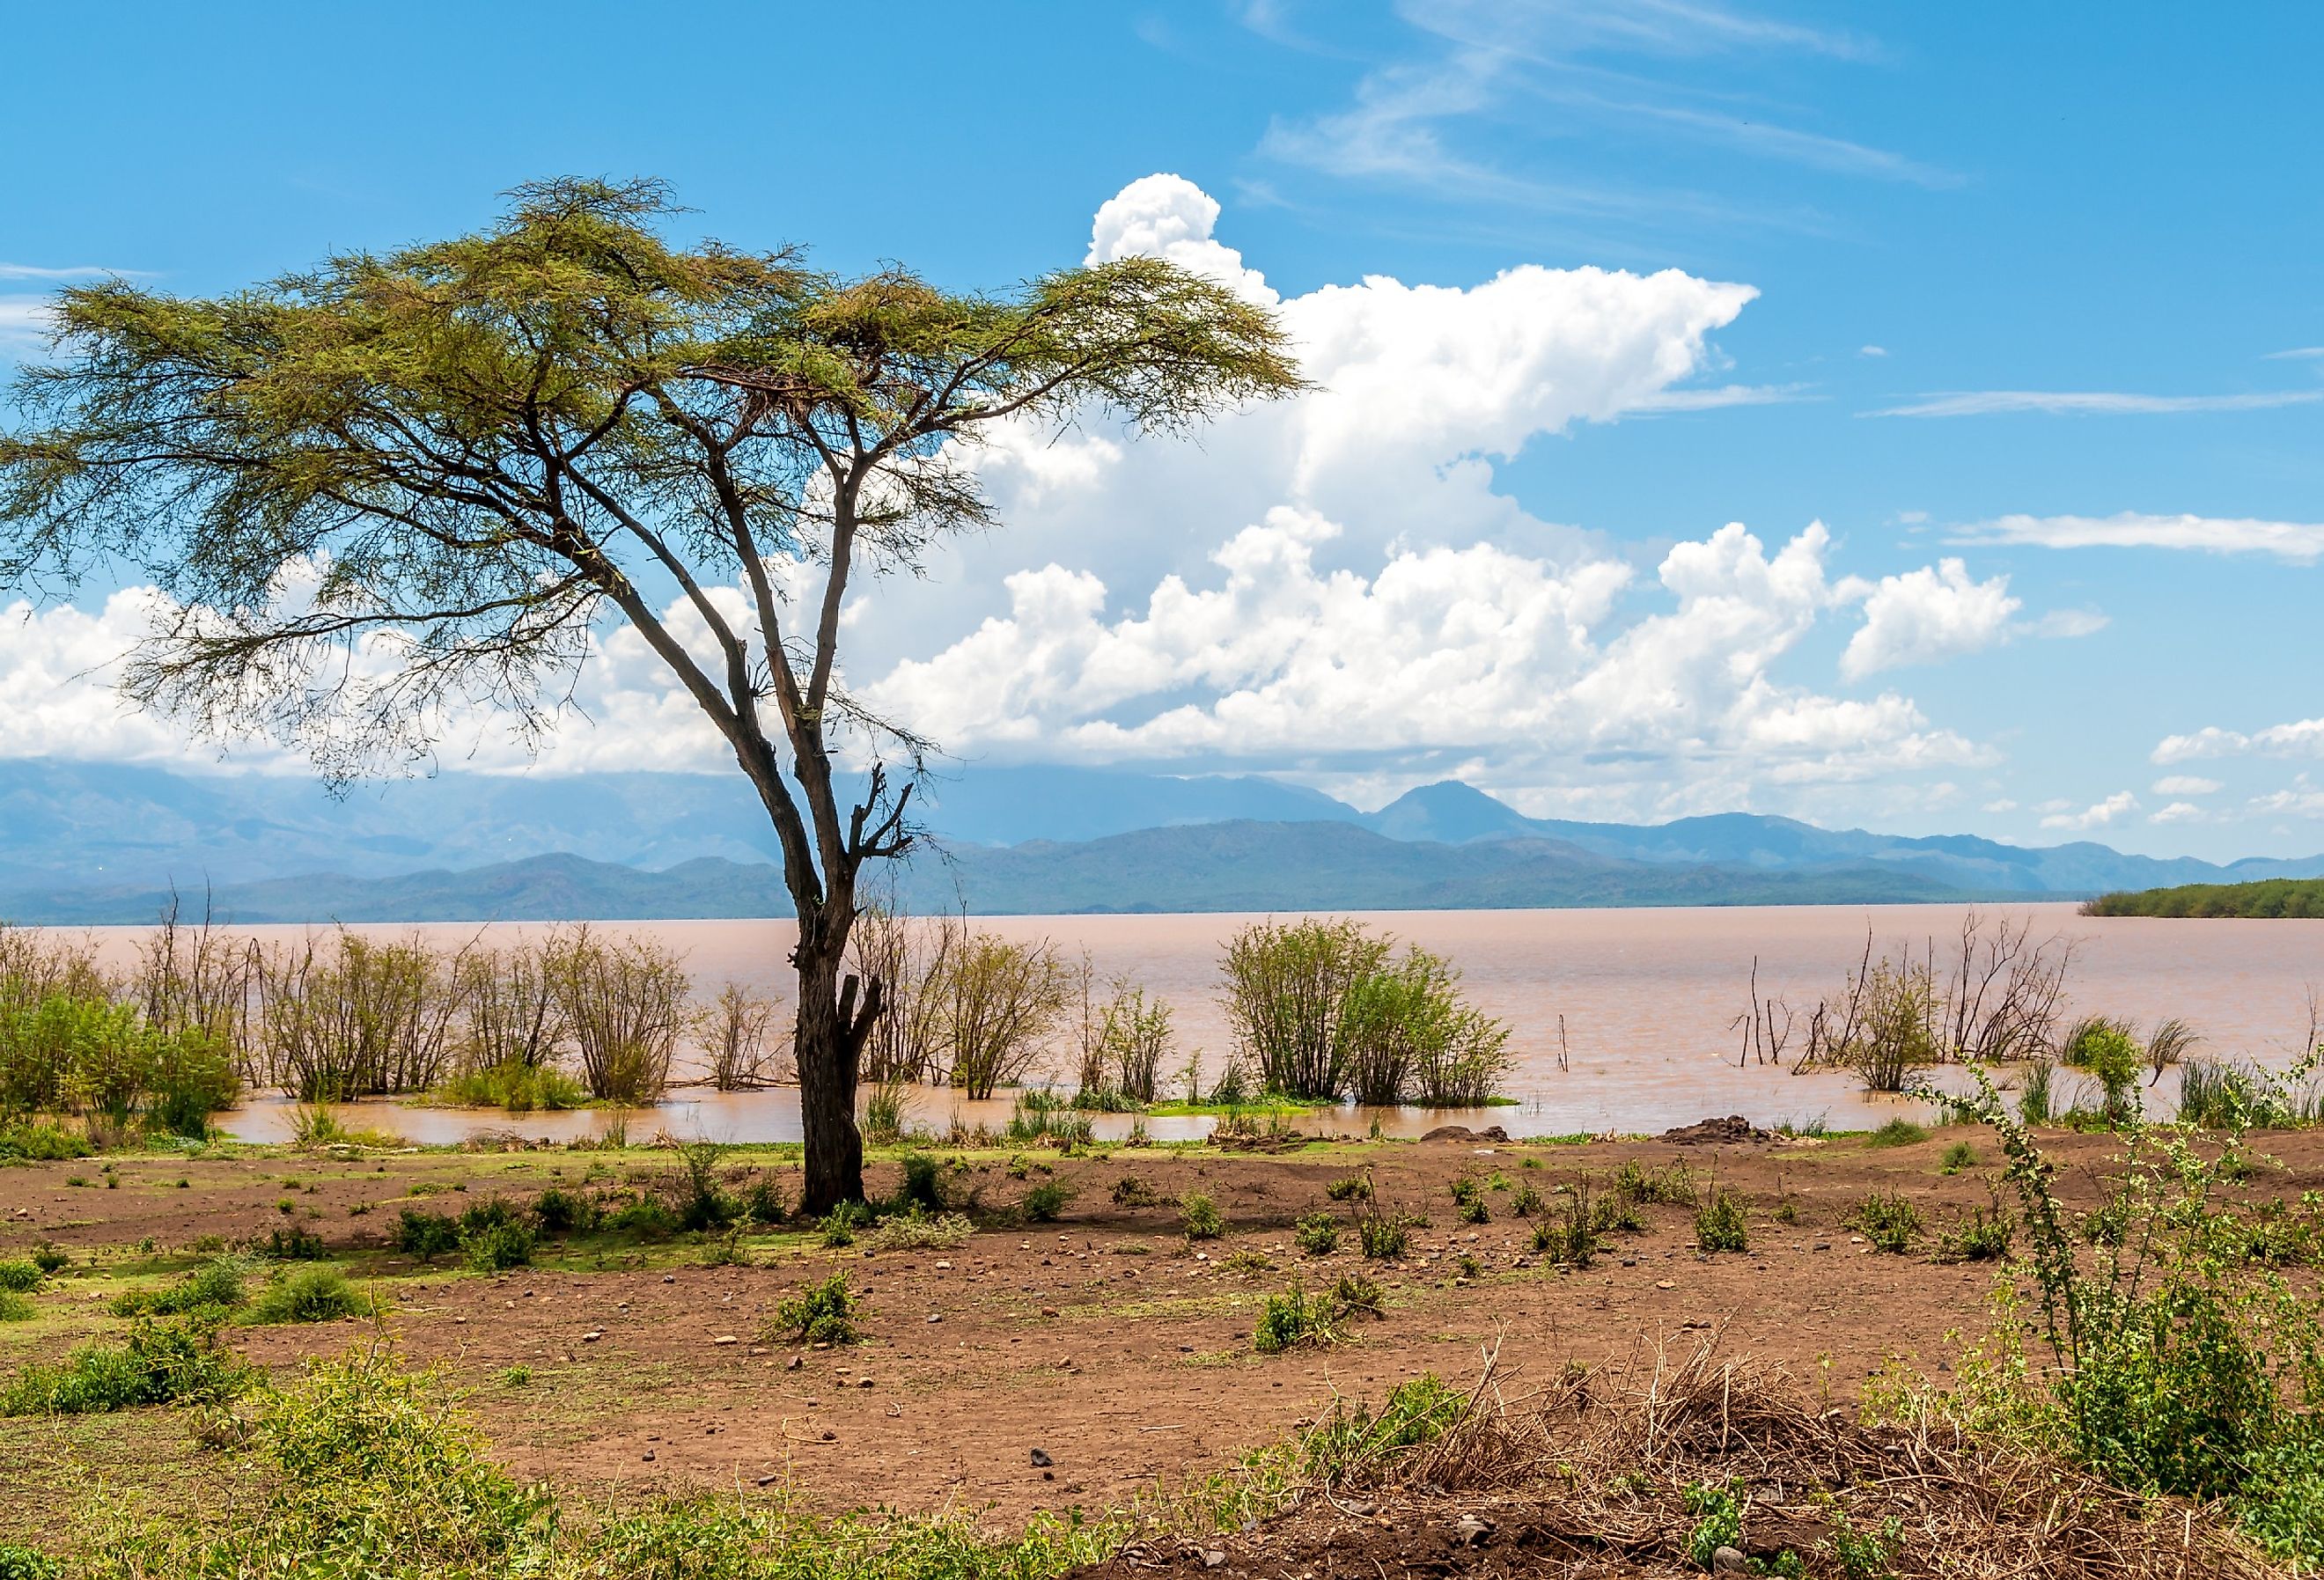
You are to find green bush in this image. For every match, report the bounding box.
[769,1273,860,1345]
[1253,1286,1342,1354]
[29,1246,66,1275]
[0,1121,89,1162]
[1937,1204,2013,1263]
[1682,1479,1745,1571]
[257,1226,326,1261]
[1179,1191,1225,1240]
[1611,1157,1697,1207]
[246,1265,376,1325]
[0,1291,31,1323]
[461,1222,536,1273]
[1851,1193,1922,1253]
[434,1059,587,1112]
[532,1187,599,1235]
[394,1208,461,1260]
[1019,1179,1071,1224]
[1357,1207,1408,1260]
[818,1200,872,1247]
[1938,1140,1979,1174]
[1694,1189,1749,1253]
[0,1545,60,1580]
[110,1257,246,1318]
[1450,1178,1489,1224]
[1294,1212,1339,1256]
[1533,1183,1599,1268]
[0,1260,41,1293]
[1324,1172,1372,1202]
[0,1314,247,1416]
[605,1194,677,1238]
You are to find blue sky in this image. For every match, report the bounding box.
[4,1,2320,861]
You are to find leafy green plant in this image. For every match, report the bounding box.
[1822,1510,1901,1579]
[257,1226,326,1261]
[1325,1172,1372,1202]
[864,1209,973,1253]
[1681,1479,1744,1570]
[500,1363,533,1388]
[1612,1157,1696,1207]
[1936,1202,2015,1263]
[0,1292,31,1323]
[1019,1179,1071,1224]
[1694,1189,1749,1253]
[1450,1178,1489,1224]
[246,1265,376,1325]
[818,1200,873,1247]
[532,1187,599,1235]
[0,1315,248,1416]
[1294,1212,1339,1255]
[769,1273,860,1345]
[0,1260,42,1294]
[1253,1286,1344,1354]
[1356,1205,1408,1260]
[461,1222,536,1273]
[29,1246,66,1275]
[1938,1140,1978,1173]
[1510,1182,1544,1217]
[1850,1192,1922,1253]
[1533,1181,1600,1268]
[111,1257,247,1319]
[1179,1191,1225,1240]
[394,1209,460,1260]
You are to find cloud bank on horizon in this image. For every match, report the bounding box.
[0,173,2313,854]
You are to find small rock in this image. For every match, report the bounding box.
[754,1473,779,1488]
[784,1354,803,1371]
[1713,1546,1748,1573]
[934,1260,952,1270]
[713,1334,739,1347]
[1030,1447,1054,1467]
[642,1450,656,1462]
[820,1429,835,1441]
[1453,1514,1495,1547]
[1041,1306,1059,1318]
[581,1330,603,1342]
[857,1377,874,1389]
[1655,1280,1675,1290]
[664,1274,676,1283]
[926,1312,943,1324]
[1201,1551,1227,1569]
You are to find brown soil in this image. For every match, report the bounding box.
[5,1122,2320,1544]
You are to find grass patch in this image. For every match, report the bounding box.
[0,1315,248,1416]
[1864,1117,1930,1150]
[1851,1192,1923,1253]
[245,1265,378,1325]
[1180,1192,1225,1241]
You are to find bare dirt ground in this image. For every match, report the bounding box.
[7,1120,2319,1546]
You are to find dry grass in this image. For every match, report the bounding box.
[1100,1337,2276,1579]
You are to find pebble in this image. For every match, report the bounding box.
[642,1450,656,1462]
[785,1354,803,1371]
[1655,1280,1675,1290]
[1713,1546,1748,1573]
[927,1312,943,1324]
[664,1275,676,1283]
[1201,1552,1227,1569]
[1030,1447,1054,1467]
[713,1335,738,1347]
[581,1330,602,1342]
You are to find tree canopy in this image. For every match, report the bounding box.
[0,177,1305,1207]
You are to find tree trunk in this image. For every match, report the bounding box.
[793,932,867,1214]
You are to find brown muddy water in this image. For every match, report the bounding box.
[71,903,2324,1146]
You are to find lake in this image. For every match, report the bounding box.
[77,902,2319,1145]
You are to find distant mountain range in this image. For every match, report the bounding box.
[2,759,2318,923]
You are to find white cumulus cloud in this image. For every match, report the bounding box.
[2041,791,2139,832]
[2153,718,2324,764]
[2152,775,2223,796]
[1838,558,2019,678]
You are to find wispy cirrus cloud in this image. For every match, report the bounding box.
[1951,511,2324,563]
[2154,718,2324,766]
[0,262,142,281]
[2262,346,2324,361]
[1868,389,2323,418]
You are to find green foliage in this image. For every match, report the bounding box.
[2083,877,2324,919]
[0,1120,88,1162]
[1324,1172,1372,1202]
[1290,1374,1466,1488]
[1510,1182,1545,1217]
[0,1314,247,1415]
[1694,1189,1749,1253]
[1294,1212,1339,1256]
[1936,1202,2015,1262]
[54,1343,1122,1577]
[433,1059,588,1112]
[1450,1177,1489,1224]
[1533,1183,1600,1268]
[246,1264,376,1325]
[499,1364,532,1388]
[1253,1277,1383,1355]
[1850,1193,1922,1253]
[394,1208,460,1260]
[605,1194,677,1238]
[1019,1179,1071,1224]
[893,1152,946,1215]
[1863,1117,1928,1149]
[1217,918,1510,1104]
[531,1187,599,1235]
[1681,1479,1744,1570]
[1611,1157,1698,1207]
[0,989,237,1129]
[111,1257,247,1319]
[1822,1510,1902,1579]
[1938,1139,1979,1173]
[259,1226,327,1261]
[863,1209,973,1253]
[29,1246,66,1274]
[1357,1207,1408,1261]
[0,1292,31,1323]
[769,1273,860,1346]
[0,1260,41,1293]
[672,1139,738,1232]
[2018,1061,2055,1125]
[818,1200,873,1247]
[742,1177,786,1225]
[462,1222,536,1273]
[1179,1191,1225,1240]
[0,1546,59,1580]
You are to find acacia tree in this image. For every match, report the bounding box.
[0,179,1301,1209]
